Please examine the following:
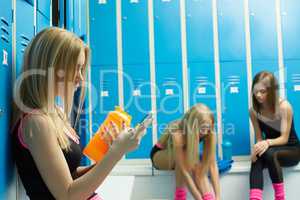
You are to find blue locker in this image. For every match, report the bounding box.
[154,0,182,63]
[90,65,119,133]
[249,0,278,61]
[217,0,246,61]
[155,64,184,138]
[74,0,83,37]
[73,0,88,39]
[37,11,50,32]
[66,0,74,31]
[123,65,152,159]
[37,0,51,19]
[185,0,214,62]
[217,0,249,156]
[90,0,118,66]
[0,0,13,198]
[122,0,149,65]
[251,61,279,79]
[285,60,300,138]
[16,0,35,76]
[80,0,87,40]
[188,62,217,113]
[220,61,251,156]
[281,0,300,60]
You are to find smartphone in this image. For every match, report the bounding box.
[134,113,153,138]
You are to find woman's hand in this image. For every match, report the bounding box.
[251,151,258,163]
[107,120,143,153]
[254,140,269,157]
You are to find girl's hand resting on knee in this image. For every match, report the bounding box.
[254,140,269,157]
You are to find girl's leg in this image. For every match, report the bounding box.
[152,150,187,200]
[194,174,215,200]
[249,158,264,200]
[174,165,187,200]
[261,146,300,200]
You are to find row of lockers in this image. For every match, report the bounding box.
[89,0,300,160]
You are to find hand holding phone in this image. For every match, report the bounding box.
[133,113,153,139]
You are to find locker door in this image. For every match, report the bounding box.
[37,0,51,19]
[74,0,87,38]
[90,0,118,66]
[74,0,81,36]
[122,0,149,65]
[122,1,152,159]
[217,0,246,61]
[154,0,182,63]
[281,0,300,60]
[16,0,34,76]
[154,0,184,137]
[37,11,50,32]
[281,0,300,137]
[285,62,300,137]
[155,64,184,138]
[123,65,152,159]
[189,62,216,115]
[90,66,119,133]
[220,62,250,156]
[217,0,250,156]
[0,0,13,198]
[185,0,214,62]
[249,0,279,75]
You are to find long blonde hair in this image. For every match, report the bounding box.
[12,27,90,150]
[159,103,216,174]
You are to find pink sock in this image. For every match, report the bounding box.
[203,192,215,200]
[250,189,263,200]
[174,187,187,200]
[273,183,285,200]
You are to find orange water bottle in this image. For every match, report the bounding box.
[83,106,132,162]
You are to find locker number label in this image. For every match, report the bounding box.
[230,86,239,94]
[133,89,141,96]
[98,0,107,4]
[294,85,300,92]
[2,49,8,66]
[197,87,206,94]
[101,91,109,97]
[165,89,174,95]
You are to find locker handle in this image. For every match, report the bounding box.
[1,26,9,35]
[21,41,28,47]
[20,34,30,41]
[1,35,9,43]
[0,17,9,26]
[21,49,25,53]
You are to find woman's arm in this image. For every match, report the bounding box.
[209,135,220,200]
[23,115,139,200]
[209,158,220,200]
[250,108,263,142]
[250,108,266,159]
[72,164,96,179]
[172,133,203,200]
[267,101,293,146]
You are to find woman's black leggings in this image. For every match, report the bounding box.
[250,145,300,189]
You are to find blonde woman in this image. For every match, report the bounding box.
[249,71,300,200]
[11,27,145,200]
[150,104,220,200]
